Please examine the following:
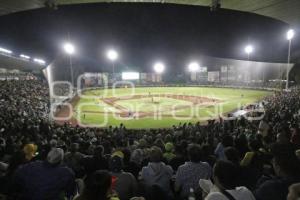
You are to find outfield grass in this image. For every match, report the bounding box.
[74,87,272,128]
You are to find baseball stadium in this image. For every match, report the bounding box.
[0,1,300,200]
[67,86,270,128]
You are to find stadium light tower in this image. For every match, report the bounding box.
[63,42,75,87]
[188,62,200,83]
[244,45,254,83]
[106,49,118,79]
[244,45,254,60]
[286,29,295,90]
[153,62,165,74]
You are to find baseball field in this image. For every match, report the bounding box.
[72,87,272,128]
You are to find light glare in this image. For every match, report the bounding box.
[154,62,165,74]
[20,54,30,59]
[63,43,75,55]
[188,62,200,72]
[0,47,12,54]
[34,58,46,65]
[107,49,118,61]
[244,45,254,54]
[287,29,295,40]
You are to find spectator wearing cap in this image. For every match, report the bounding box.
[140,146,173,199]
[12,148,76,200]
[163,142,176,163]
[175,144,212,199]
[109,152,137,200]
[254,143,300,200]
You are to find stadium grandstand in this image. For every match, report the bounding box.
[0,1,300,200]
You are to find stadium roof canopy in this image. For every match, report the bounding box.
[0,0,299,27]
[0,54,46,71]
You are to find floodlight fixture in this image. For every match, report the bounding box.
[63,42,75,55]
[286,29,295,90]
[287,29,295,40]
[106,49,118,61]
[188,62,200,72]
[154,62,165,74]
[244,45,254,55]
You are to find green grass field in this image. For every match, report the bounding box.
[73,87,272,128]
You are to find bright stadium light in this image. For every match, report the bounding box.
[154,62,165,74]
[63,42,75,86]
[286,29,295,90]
[106,49,119,80]
[20,54,30,59]
[244,45,254,55]
[188,62,200,72]
[0,47,12,54]
[34,58,46,65]
[106,49,118,61]
[63,43,75,55]
[287,29,295,40]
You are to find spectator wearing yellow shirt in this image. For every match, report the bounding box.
[163,142,176,162]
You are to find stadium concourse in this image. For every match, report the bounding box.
[0,74,300,200]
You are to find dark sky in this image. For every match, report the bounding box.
[0,3,298,73]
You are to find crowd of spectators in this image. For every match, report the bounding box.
[0,77,300,200]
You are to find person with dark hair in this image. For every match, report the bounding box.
[74,170,119,200]
[254,143,300,200]
[12,148,76,200]
[109,155,137,200]
[240,139,267,190]
[124,148,143,179]
[201,144,216,167]
[290,126,300,148]
[215,135,234,160]
[140,146,173,199]
[175,144,212,199]
[240,139,263,167]
[224,147,240,166]
[83,145,109,175]
[202,161,255,200]
[64,143,85,178]
[276,131,291,145]
[0,150,26,195]
[234,134,249,158]
[169,144,186,171]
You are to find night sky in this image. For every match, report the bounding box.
[0,3,297,73]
